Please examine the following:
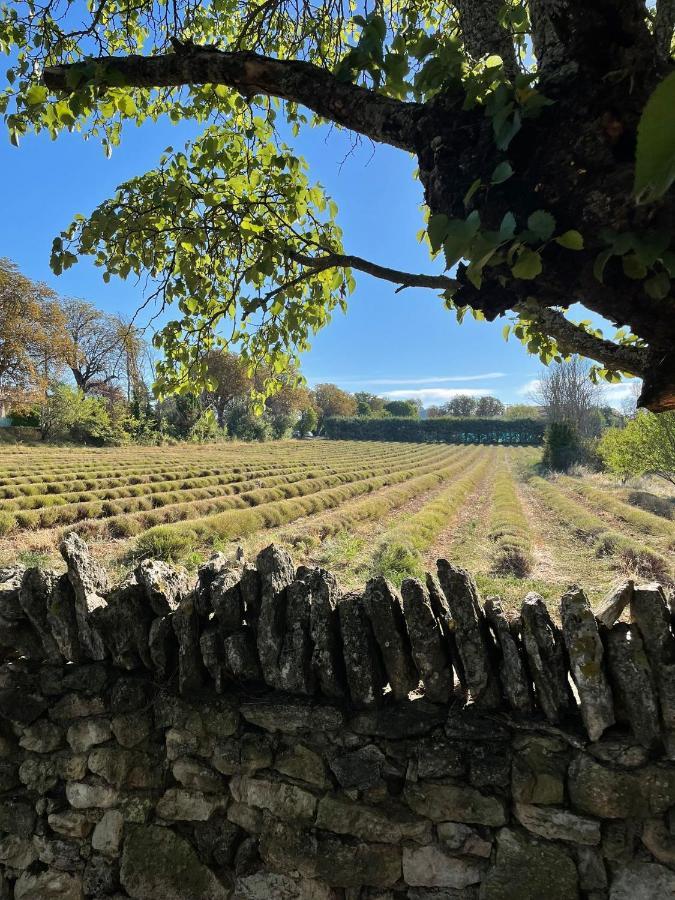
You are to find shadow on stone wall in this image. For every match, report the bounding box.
[0,534,674,898]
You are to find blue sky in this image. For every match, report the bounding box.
[1,111,636,408]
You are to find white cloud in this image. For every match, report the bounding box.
[516,377,641,407]
[517,379,541,397]
[381,388,491,406]
[308,372,506,386]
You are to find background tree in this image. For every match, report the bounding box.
[204,351,251,429]
[447,395,479,417]
[7,1,675,409]
[383,399,420,418]
[476,396,505,417]
[297,406,319,437]
[532,357,603,439]
[313,384,358,428]
[504,403,544,420]
[60,299,127,395]
[354,392,387,417]
[599,411,675,485]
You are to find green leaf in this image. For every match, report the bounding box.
[555,230,584,250]
[511,248,542,280]
[621,253,648,280]
[635,71,675,204]
[502,324,511,340]
[463,178,482,207]
[442,212,480,268]
[527,210,556,241]
[593,249,613,283]
[491,161,514,184]
[24,83,47,106]
[644,271,671,299]
[427,213,449,252]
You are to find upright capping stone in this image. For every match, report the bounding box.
[308,568,346,699]
[136,559,191,617]
[46,574,83,663]
[200,627,227,693]
[60,532,108,660]
[363,577,417,700]
[561,587,614,742]
[605,622,661,748]
[338,591,385,708]
[425,572,465,688]
[18,568,62,663]
[277,576,315,695]
[595,579,634,629]
[171,594,205,694]
[210,570,245,636]
[484,597,532,714]
[148,616,178,680]
[240,563,262,626]
[96,577,153,671]
[196,552,233,617]
[436,560,500,708]
[222,628,262,682]
[630,582,675,729]
[520,592,573,724]
[256,545,295,689]
[401,578,453,703]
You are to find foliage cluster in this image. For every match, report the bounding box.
[323,416,545,445]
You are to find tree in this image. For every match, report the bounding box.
[60,299,128,395]
[476,396,505,417]
[5,3,675,409]
[504,404,544,420]
[313,384,358,424]
[354,392,387,417]
[599,411,675,485]
[39,382,129,445]
[204,351,251,428]
[542,422,582,472]
[532,356,603,438]
[383,399,419,418]
[0,259,67,396]
[297,407,318,437]
[447,395,479,417]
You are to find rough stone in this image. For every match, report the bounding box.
[577,846,607,891]
[316,796,432,844]
[120,824,229,899]
[436,822,492,857]
[66,717,111,752]
[480,828,578,900]
[329,745,386,791]
[45,575,84,663]
[230,774,317,822]
[240,696,343,733]
[402,844,484,888]
[274,743,327,787]
[0,835,38,869]
[173,756,225,793]
[561,586,615,741]
[193,810,241,866]
[240,563,262,625]
[211,569,245,634]
[60,533,108,661]
[568,753,675,818]
[403,781,507,826]
[308,568,346,698]
[256,544,295,688]
[222,628,262,681]
[233,872,335,899]
[609,862,675,898]
[521,592,573,723]
[605,623,661,749]
[260,819,402,888]
[197,553,234,616]
[14,870,83,900]
[595,579,633,628]
[401,578,454,703]
[514,801,601,844]
[47,810,93,839]
[156,788,227,821]
[0,800,35,838]
[630,582,675,729]
[641,817,675,867]
[436,561,500,708]
[19,719,63,753]
[363,577,418,700]
[19,755,57,793]
[19,568,62,662]
[65,780,119,809]
[277,576,314,694]
[484,597,532,714]
[92,809,124,857]
[95,578,153,671]
[172,594,205,695]
[148,615,177,679]
[351,699,446,739]
[212,733,273,775]
[50,692,105,719]
[136,559,190,616]
[200,626,227,693]
[83,855,118,895]
[338,591,386,708]
[111,710,151,748]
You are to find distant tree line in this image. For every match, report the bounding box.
[323,417,545,446]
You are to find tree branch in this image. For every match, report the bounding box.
[514,300,649,376]
[42,48,422,151]
[288,251,459,292]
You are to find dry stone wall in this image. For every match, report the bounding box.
[0,534,674,898]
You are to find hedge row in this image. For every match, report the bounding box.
[323,416,545,445]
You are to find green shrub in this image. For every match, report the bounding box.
[372,541,423,586]
[542,422,582,472]
[135,526,196,562]
[0,511,16,536]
